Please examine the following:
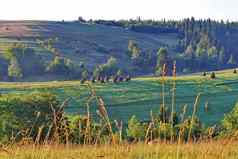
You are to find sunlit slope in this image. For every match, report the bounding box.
[0,21,178,70]
[0,69,237,125]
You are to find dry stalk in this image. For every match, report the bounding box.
[86,82,115,144]
[171,61,176,142]
[161,63,167,123]
[114,120,123,144]
[35,125,44,145]
[145,122,153,143]
[188,93,201,141]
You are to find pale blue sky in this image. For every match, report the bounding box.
[0,0,237,21]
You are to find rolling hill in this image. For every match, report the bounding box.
[0,19,238,81]
[0,21,178,79]
[1,68,238,125]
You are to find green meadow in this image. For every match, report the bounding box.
[0,69,238,125]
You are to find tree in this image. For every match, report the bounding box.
[184,44,195,58]
[107,56,117,67]
[95,57,118,76]
[4,45,44,77]
[208,46,218,58]
[93,66,101,78]
[46,56,76,75]
[128,40,141,59]
[155,47,169,75]
[116,69,123,76]
[196,47,206,58]
[81,69,89,79]
[131,46,141,59]
[218,47,225,64]
[227,54,237,65]
[128,40,136,53]
[78,16,86,23]
[8,58,23,80]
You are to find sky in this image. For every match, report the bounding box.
[0,0,237,21]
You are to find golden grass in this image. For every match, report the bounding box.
[1,140,238,159]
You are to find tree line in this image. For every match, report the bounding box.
[78,17,238,74]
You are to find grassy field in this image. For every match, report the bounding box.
[0,21,178,73]
[1,140,238,159]
[0,69,238,126]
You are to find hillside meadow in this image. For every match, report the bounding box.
[0,69,237,125]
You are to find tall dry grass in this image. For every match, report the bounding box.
[1,140,238,159]
[1,63,238,159]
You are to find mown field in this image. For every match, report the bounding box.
[0,69,238,125]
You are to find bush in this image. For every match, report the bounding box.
[177,117,204,141]
[0,92,59,142]
[222,103,238,135]
[126,116,146,141]
[210,72,216,79]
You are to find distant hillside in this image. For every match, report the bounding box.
[0,20,179,81]
[0,18,237,81]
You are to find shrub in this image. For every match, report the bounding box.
[222,103,238,135]
[177,117,204,141]
[0,92,59,143]
[210,72,216,79]
[126,116,146,141]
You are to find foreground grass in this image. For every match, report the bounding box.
[1,140,238,159]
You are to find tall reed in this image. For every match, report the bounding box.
[161,63,167,122]
[86,83,115,144]
[188,93,201,141]
[171,61,176,142]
